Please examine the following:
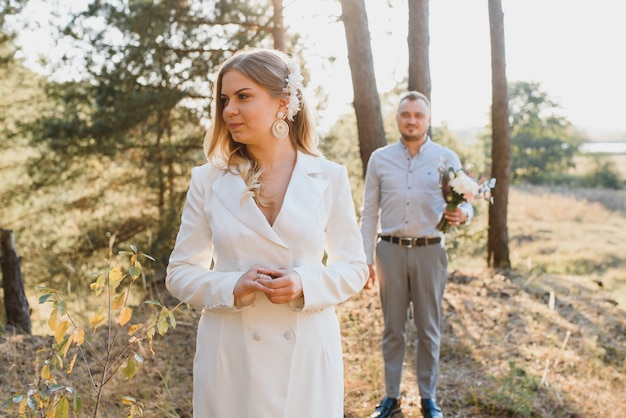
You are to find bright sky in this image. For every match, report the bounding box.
[284,0,626,135]
[11,0,626,136]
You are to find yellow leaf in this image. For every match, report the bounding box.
[89,313,106,332]
[130,255,137,265]
[61,335,72,358]
[112,293,125,310]
[109,265,124,290]
[48,309,58,332]
[156,315,168,336]
[128,323,143,336]
[19,397,27,414]
[90,273,107,296]
[67,352,78,374]
[73,328,85,346]
[118,307,132,326]
[55,320,69,345]
[146,321,155,340]
[41,364,52,381]
[54,396,69,418]
[121,358,136,379]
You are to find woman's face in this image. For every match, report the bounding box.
[220,69,285,145]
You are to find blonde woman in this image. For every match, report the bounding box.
[166,48,368,417]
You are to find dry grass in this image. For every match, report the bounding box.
[2,185,626,417]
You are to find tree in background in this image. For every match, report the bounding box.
[0,0,26,59]
[407,0,430,99]
[508,81,583,183]
[272,0,285,50]
[487,0,511,269]
[12,0,277,285]
[339,0,386,177]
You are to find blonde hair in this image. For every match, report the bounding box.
[204,48,320,201]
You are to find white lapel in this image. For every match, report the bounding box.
[211,152,328,249]
[212,169,286,247]
[272,152,328,244]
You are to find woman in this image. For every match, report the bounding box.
[166,48,368,417]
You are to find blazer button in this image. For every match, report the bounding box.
[253,333,261,341]
[284,331,294,340]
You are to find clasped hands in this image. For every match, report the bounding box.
[234,265,303,304]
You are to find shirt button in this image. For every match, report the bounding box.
[284,331,294,340]
[253,333,261,341]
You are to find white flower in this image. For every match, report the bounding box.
[284,58,304,121]
[449,171,479,196]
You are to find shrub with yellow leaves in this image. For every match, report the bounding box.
[2,244,184,418]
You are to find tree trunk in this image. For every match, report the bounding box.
[407,0,431,99]
[272,0,286,51]
[340,0,387,177]
[487,0,511,269]
[1,229,31,334]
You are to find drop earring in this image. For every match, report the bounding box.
[272,111,289,139]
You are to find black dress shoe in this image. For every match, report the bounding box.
[370,396,401,418]
[420,398,443,418]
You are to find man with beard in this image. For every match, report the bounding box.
[360,91,472,418]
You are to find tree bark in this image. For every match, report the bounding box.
[340,0,387,177]
[1,229,31,334]
[272,0,286,51]
[407,0,431,99]
[487,0,511,269]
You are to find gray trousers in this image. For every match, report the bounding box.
[375,239,448,400]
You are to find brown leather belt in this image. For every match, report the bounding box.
[379,235,441,248]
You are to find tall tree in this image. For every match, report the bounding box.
[487,0,511,269]
[272,0,286,51]
[23,0,275,271]
[339,0,386,176]
[508,81,582,183]
[407,0,431,99]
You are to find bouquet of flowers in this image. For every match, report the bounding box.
[436,163,496,233]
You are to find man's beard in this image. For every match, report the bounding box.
[401,130,427,142]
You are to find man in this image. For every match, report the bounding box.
[360,91,472,418]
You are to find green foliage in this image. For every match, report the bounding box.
[507,81,584,183]
[0,0,27,61]
[472,361,541,417]
[0,0,284,290]
[2,245,184,418]
[576,155,623,189]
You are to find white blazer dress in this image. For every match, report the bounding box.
[166,151,368,418]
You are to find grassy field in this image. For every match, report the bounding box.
[1,184,625,417]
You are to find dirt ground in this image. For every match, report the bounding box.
[2,267,626,417]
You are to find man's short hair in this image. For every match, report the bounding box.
[399,91,431,111]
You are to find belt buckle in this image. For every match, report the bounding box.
[399,237,413,248]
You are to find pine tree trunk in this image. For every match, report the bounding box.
[340,0,387,176]
[1,229,31,334]
[407,0,431,99]
[272,0,286,51]
[487,0,511,269]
